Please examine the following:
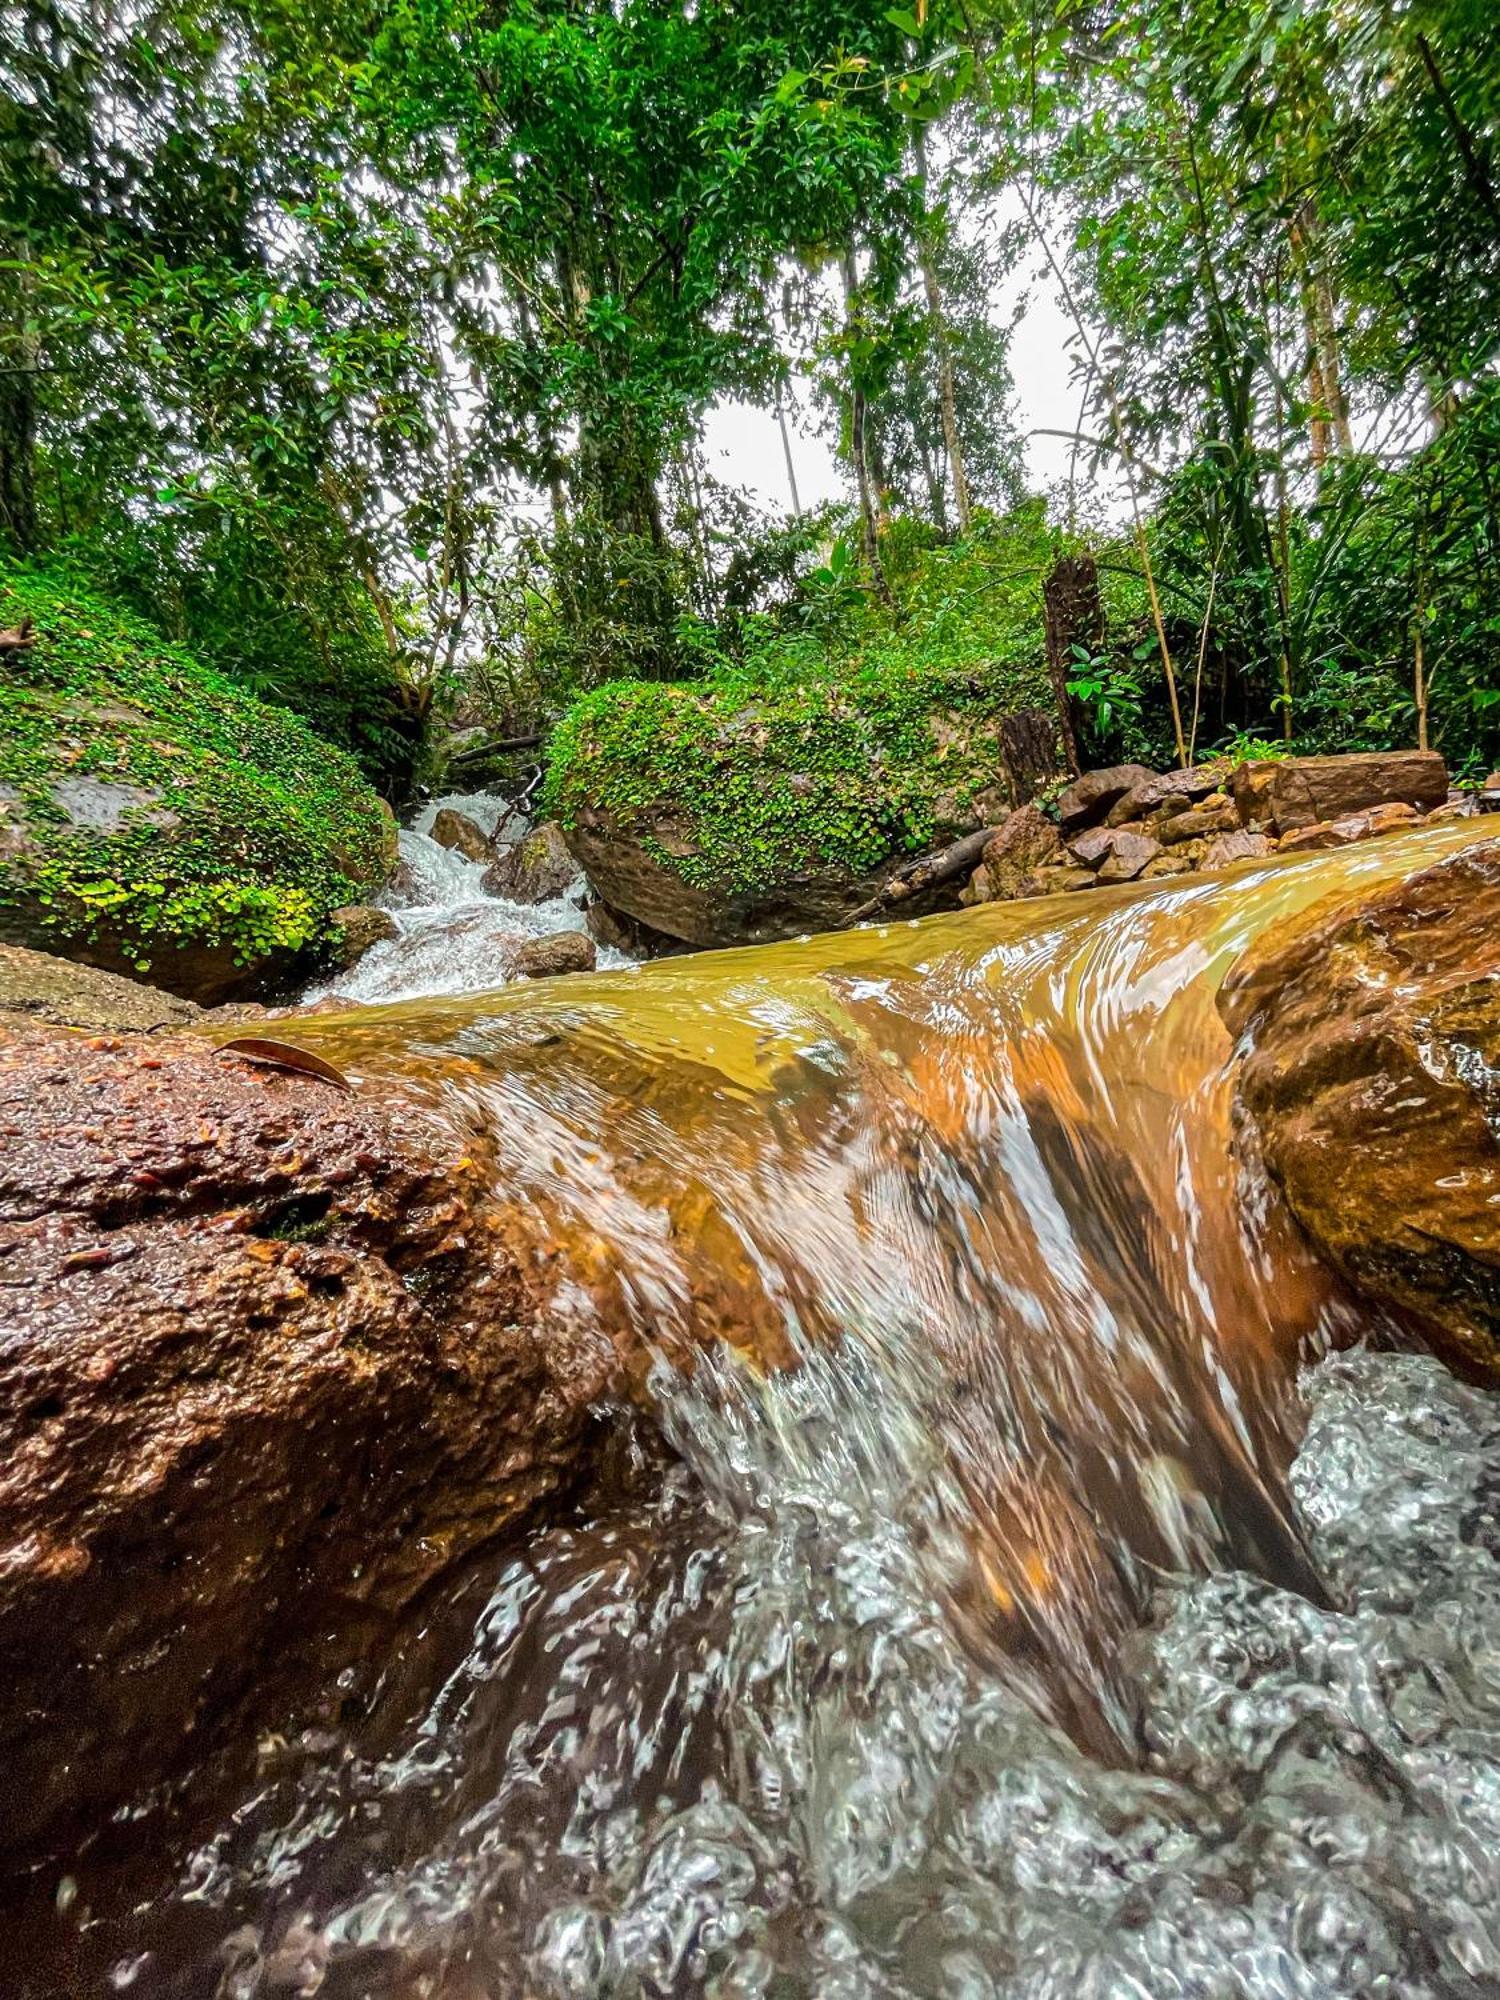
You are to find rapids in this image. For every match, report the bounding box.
[17,820,1500,1999]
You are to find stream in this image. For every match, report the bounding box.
[16,815,1500,1999]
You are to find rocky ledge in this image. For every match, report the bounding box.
[963,749,1454,906]
[1221,837,1500,1381]
[0,1015,619,1866]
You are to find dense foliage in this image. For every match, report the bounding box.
[0,559,393,977]
[2,0,1497,793]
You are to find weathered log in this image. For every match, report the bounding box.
[850,825,1004,923]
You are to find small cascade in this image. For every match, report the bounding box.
[21,819,1500,2000]
[302,791,635,1007]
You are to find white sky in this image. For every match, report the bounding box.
[701,246,1125,522]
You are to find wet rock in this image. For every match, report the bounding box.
[980,805,1063,900]
[1057,764,1155,833]
[1230,750,1447,834]
[1159,795,1239,844]
[1031,865,1099,895]
[0,943,201,1033]
[1068,825,1119,868]
[1480,773,1500,813]
[0,1022,617,1864]
[483,822,578,904]
[512,932,597,979]
[1105,763,1230,827]
[1220,839,1500,1379]
[429,807,492,862]
[1096,830,1162,883]
[326,904,398,969]
[1199,829,1274,870]
[1277,801,1421,854]
[1142,852,1197,879]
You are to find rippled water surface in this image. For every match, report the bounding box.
[16,821,1500,1999]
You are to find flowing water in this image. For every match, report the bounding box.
[20,821,1500,1999]
[302,793,632,1007]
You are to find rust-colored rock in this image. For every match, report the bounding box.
[1277,800,1421,854]
[512,931,597,979]
[1220,839,1500,1379]
[1105,763,1229,827]
[1057,764,1154,833]
[1230,750,1446,834]
[980,805,1063,900]
[0,1022,617,1864]
[1200,829,1274,870]
[1159,795,1238,845]
[429,806,492,862]
[482,822,579,904]
[1097,830,1161,883]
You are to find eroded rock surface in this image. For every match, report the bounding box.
[1220,839,1500,1379]
[482,821,578,904]
[0,1022,615,1864]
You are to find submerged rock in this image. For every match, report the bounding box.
[512,931,596,979]
[1221,838,1500,1378]
[0,1021,617,1865]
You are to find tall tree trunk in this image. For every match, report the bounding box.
[839,248,893,608]
[1041,553,1102,775]
[1289,203,1353,465]
[913,127,972,536]
[775,401,802,516]
[0,272,38,556]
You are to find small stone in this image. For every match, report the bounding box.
[1105,763,1230,826]
[1160,798,1240,845]
[1142,853,1196,879]
[326,905,397,971]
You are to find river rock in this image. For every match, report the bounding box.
[0,1021,616,1864]
[1229,749,1447,834]
[1200,829,1274,870]
[429,806,492,862]
[512,932,596,979]
[1096,830,1161,883]
[1057,764,1155,833]
[1159,795,1238,844]
[326,903,398,969]
[1105,763,1230,827]
[1220,838,1500,1379]
[980,805,1064,900]
[0,942,202,1032]
[1277,800,1421,853]
[483,822,578,904]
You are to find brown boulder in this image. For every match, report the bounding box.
[1220,838,1500,1378]
[980,804,1063,900]
[326,903,398,969]
[1057,764,1155,833]
[0,1022,616,1863]
[429,806,493,862]
[483,822,579,904]
[512,931,597,979]
[1105,763,1230,827]
[1159,795,1239,844]
[1200,829,1275,871]
[0,943,201,1033]
[1230,750,1447,834]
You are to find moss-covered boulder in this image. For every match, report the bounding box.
[0,561,397,1001]
[546,664,1062,947]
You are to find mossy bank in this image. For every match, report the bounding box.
[546,648,1061,946]
[0,560,396,1001]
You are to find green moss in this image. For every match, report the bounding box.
[0,557,393,977]
[545,646,1051,898]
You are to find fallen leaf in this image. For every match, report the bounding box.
[217,1039,353,1093]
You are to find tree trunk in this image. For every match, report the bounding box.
[0,273,38,556]
[913,127,972,536]
[839,248,893,608]
[775,401,802,516]
[1289,203,1352,466]
[1042,553,1103,775]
